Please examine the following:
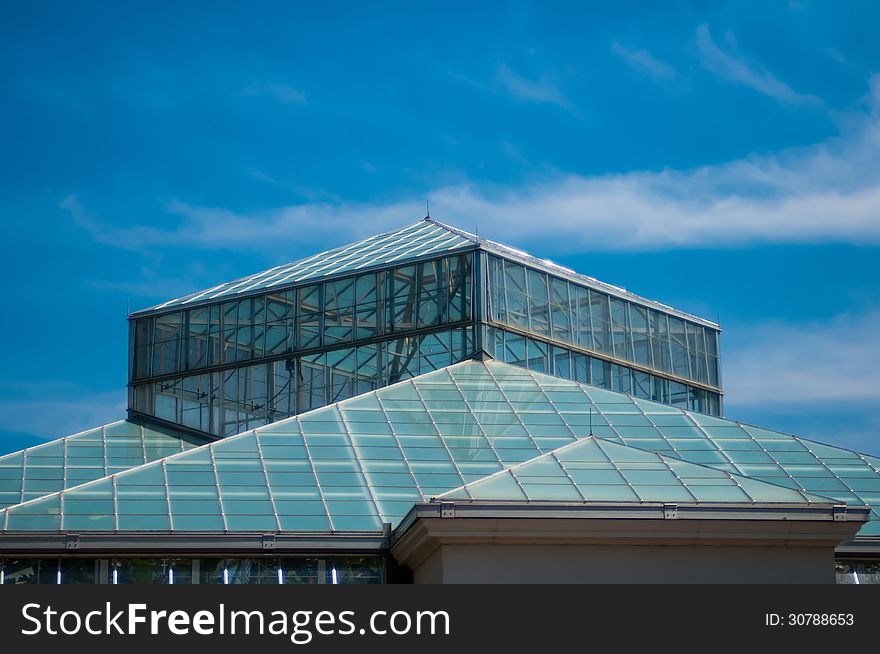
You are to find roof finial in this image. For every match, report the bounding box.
[425,198,430,219]
[589,406,594,437]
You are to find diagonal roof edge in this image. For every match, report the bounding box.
[132,219,476,316]
[0,362,468,519]
[430,433,844,506]
[426,216,719,328]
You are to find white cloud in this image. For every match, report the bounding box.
[612,41,676,80]
[723,310,880,407]
[495,63,570,110]
[695,24,819,105]
[66,75,880,255]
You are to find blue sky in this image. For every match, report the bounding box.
[1,1,879,455]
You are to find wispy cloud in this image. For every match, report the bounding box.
[61,195,168,253]
[243,81,307,105]
[723,309,880,407]
[695,24,819,105]
[0,389,125,440]
[612,41,676,80]
[69,75,880,255]
[495,63,570,110]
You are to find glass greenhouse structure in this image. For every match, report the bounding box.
[0,218,877,584]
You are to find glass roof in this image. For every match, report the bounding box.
[438,436,832,504]
[137,220,475,314]
[0,421,208,511]
[1,361,878,535]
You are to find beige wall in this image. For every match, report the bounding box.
[411,543,835,584]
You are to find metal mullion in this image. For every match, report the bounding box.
[584,390,625,442]
[324,231,427,274]
[438,379,508,484]
[219,262,299,297]
[641,408,686,460]
[452,366,544,500]
[161,460,174,532]
[397,233,467,262]
[332,409,384,526]
[140,423,149,463]
[486,323,723,394]
[593,438,653,503]
[548,452,589,503]
[294,225,414,275]
[112,475,120,532]
[645,446,702,504]
[299,426,335,532]
[62,435,69,491]
[207,446,229,532]
[516,368,583,442]
[481,364,566,456]
[102,424,109,478]
[289,224,423,280]
[658,421,754,503]
[378,232,463,266]
[346,225,448,269]
[344,228,457,276]
[371,393,423,500]
[253,432,282,532]
[152,281,229,311]
[136,246,477,320]
[230,263,293,296]
[18,448,27,506]
[771,437,846,497]
[480,244,719,329]
[405,381,470,489]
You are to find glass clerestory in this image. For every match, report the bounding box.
[127,219,723,438]
[487,253,721,384]
[131,252,475,437]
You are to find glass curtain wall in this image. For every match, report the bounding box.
[487,255,721,389]
[134,327,475,437]
[130,253,473,437]
[133,253,472,381]
[488,327,721,415]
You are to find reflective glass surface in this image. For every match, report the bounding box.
[487,254,721,390]
[4,361,877,536]
[133,326,475,437]
[489,327,722,415]
[440,436,830,504]
[0,421,207,510]
[139,220,474,313]
[132,251,472,381]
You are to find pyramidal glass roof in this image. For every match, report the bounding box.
[0,421,208,511]
[437,436,832,504]
[1,361,878,535]
[138,219,476,314]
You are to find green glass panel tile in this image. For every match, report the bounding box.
[225,515,278,530]
[579,484,641,501]
[519,482,582,501]
[687,484,751,502]
[331,514,383,531]
[631,485,695,502]
[802,440,861,459]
